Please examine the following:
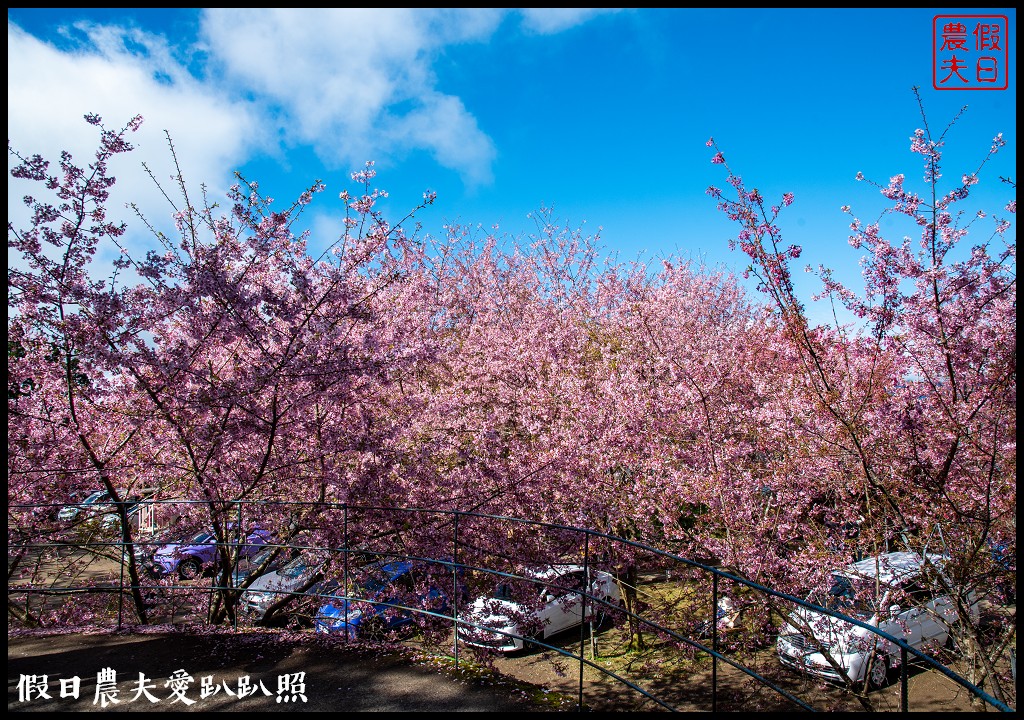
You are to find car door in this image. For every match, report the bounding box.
[874,584,921,650]
[905,580,952,647]
[192,533,218,566]
[539,570,588,638]
[895,579,946,648]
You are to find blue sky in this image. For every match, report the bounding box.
[7,8,1017,326]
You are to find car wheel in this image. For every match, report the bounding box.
[867,653,893,690]
[594,596,619,630]
[178,557,203,580]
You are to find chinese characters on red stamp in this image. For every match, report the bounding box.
[934,15,1009,90]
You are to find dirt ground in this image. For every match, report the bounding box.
[8,627,1012,713]
[489,635,1004,713]
[8,630,561,713]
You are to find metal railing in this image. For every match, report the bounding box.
[8,500,1015,712]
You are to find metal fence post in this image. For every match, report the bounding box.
[117,515,126,630]
[343,503,349,644]
[453,510,460,670]
[233,500,242,630]
[712,571,719,713]
[901,646,908,712]
[579,531,589,711]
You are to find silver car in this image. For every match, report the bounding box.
[239,554,326,622]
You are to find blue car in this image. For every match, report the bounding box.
[990,539,1015,603]
[314,560,459,639]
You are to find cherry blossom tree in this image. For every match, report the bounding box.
[9,114,156,623]
[706,89,1015,703]
[8,99,1013,710]
[9,116,443,625]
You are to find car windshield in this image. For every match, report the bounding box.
[493,580,544,602]
[190,532,213,545]
[235,549,274,576]
[279,557,313,579]
[354,564,410,596]
[248,548,274,566]
[358,577,386,596]
[812,574,879,620]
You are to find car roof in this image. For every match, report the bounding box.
[841,552,947,585]
[523,564,587,581]
[364,559,414,580]
[249,554,322,586]
[157,530,212,546]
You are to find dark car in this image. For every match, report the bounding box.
[232,546,295,588]
[238,553,329,622]
[314,560,461,639]
[60,488,151,532]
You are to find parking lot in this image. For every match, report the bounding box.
[9,529,1015,712]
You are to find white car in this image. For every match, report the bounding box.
[458,565,621,652]
[776,551,978,688]
[58,490,112,523]
[59,488,150,529]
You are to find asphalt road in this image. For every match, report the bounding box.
[8,631,560,712]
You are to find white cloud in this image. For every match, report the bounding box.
[518,8,620,34]
[9,7,614,264]
[388,92,495,185]
[198,8,502,185]
[7,20,262,257]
